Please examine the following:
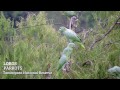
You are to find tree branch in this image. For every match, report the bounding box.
[104,40,120,48]
[89,16,120,50]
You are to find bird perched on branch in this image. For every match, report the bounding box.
[59,26,85,49]
[57,43,75,71]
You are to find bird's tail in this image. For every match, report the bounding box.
[57,64,62,71]
[56,70,62,78]
[77,42,85,49]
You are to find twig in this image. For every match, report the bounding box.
[89,16,120,50]
[116,22,120,24]
[104,40,120,47]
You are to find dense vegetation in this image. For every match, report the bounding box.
[0,11,120,79]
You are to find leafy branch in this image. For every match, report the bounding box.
[89,16,120,50]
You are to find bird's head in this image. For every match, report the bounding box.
[59,26,66,33]
[68,43,76,48]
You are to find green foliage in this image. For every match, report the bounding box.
[92,11,120,30]
[0,12,67,79]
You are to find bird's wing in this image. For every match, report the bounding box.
[64,29,85,49]
[59,55,67,64]
[57,55,68,71]
[64,29,81,42]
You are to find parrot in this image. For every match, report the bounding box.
[108,66,120,73]
[108,66,120,79]
[57,54,68,71]
[62,43,76,57]
[56,43,75,77]
[59,26,85,49]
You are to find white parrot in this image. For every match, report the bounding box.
[59,26,85,49]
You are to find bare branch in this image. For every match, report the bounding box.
[89,16,120,50]
[116,22,120,24]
